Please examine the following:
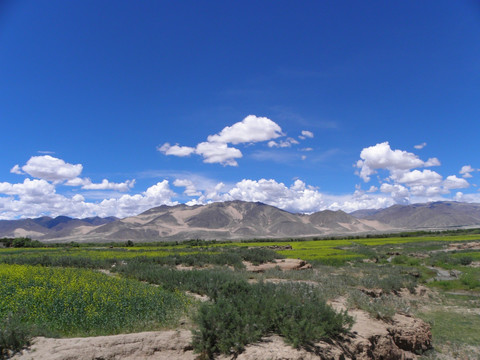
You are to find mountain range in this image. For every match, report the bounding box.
[1,201,480,243]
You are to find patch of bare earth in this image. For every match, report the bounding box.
[243,258,312,272]
[12,330,195,360]
[446,241,480,251]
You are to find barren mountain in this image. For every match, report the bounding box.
[0,201,390,243]
[0,216,117,239]
[355,201,480,229]
[4,201,480,243]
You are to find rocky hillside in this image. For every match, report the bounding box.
[4,201,480,243]
[0,216,117,239]
[352,201,480,229]
[1,201,389,242]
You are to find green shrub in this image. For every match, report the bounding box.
[0,313,32,359]
[114,260,247,299]
[460,273,480,290]
[459,256,473,266]
[192,281,353,357]
[346,290,410,321]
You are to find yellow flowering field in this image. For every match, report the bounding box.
[0,264,189,336]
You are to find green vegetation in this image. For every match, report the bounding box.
[1,231,479,357]
[193,281,353,357]
[0,264,189,336]
[0,313,32,359]
[420,310,480,347]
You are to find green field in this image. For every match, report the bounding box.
[1,232,479,358]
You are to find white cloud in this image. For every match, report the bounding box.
[356,142,439,182]
[81,179,135,192]
[454,191,480,203]
[267,137,299,148]
[0,179,177,220]
[173,179,202,196]
[424,157,441,167]
[158,115,290,166]
[0,178,56,199]
[301,130,314,138]
[300,147,313,152]
[414,142,427,149]
[64,177,86,187]
[443,175,469,190]
[207,115,283,144]
[195,141,242,166]
[220,179,325,213]
[18,155,83,182]
[157,143,195,157]
[65,177,135,192]
[460,165,475,178]
[10,165,23,175]
[380,183,410,202]
[391,169,443,186]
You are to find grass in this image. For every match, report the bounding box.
[419,310,480,346]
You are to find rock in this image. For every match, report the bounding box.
[388,314,433,354]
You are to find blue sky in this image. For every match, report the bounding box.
[1,0,479,219]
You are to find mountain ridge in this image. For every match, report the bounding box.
[2,200,480,242]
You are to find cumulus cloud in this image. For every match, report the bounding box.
[13,155,136,193]
[355,142,439,182]
[443,175,469,190]
[0,178,56,199]
[80,179,135,192]
[195,141,242,166]
[424,157,441,167]
[460,165,475,178]
[414,142,427,149]
[209,178,398,213]
[173,179,202,196]
[300,130,314,139]
[391,169,443,186]
[267,138,299,148]
[16,155,83,182]
[353,142,473,203]
[10,165,23,175]
[207,115,283,144]
[64,177,135,191]
[0,179,177,219]
[158,115,311,166]
[380,183,410,203]
[157,143,195,157]
[220,179,325,213]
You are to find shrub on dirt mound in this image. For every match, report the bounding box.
[192,281,353,357]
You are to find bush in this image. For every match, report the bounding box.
[0,237,42,248]
[459,256,473,266]
[460,273,480,290]
[0,313,32,359]
[192,281,353,357]
[114,260,247,299]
